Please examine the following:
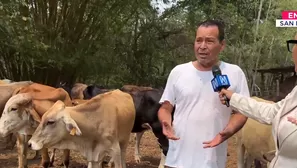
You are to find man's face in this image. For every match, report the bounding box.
[194,26,225,68]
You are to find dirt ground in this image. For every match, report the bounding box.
[0,131,239,168]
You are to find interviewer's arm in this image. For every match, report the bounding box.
[230,93,285,124]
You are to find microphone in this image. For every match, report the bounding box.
[211,65,230,107]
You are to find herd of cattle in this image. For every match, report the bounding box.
[0,79,282,168]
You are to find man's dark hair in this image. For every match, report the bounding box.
[197,19,225,42]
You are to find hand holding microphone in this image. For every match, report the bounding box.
[218,89,234,105]
[211,65,232,107]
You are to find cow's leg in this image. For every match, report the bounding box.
[103,155,111,166]
[98,161,103,168]
[94,161,101,168]
[111,143,122,168]
[87,162,92,168]
[134,131,145,163]
[103,152,112,167]
[254,159,262,168]
[97,150,108,168]
[61,149,70,167]
[244,154,254,168]
[98,153,106,168]
[119,140,129,168]
[104,130,132,168]
[266,162,270,168]
[121,149,127,168]
[107,156,114,167]
[40,148,50,168]
[49,149,56,166]
[88,161,100,168]
[52,149,70,167]
[158,150,166,168]
[237,142,245,168]
[16,133,29,168]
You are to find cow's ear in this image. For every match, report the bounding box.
[12,87,23,95]
[63,116,82,136]
[17,94,32,106]
[29,108,41,123]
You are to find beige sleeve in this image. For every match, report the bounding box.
[229,93,286,124]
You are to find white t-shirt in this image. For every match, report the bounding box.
[159,61,250,168]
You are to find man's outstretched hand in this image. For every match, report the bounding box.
[202,127,233,148]
[162,120,180,140]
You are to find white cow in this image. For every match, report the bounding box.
[0,80,33,150]
[0,83,72,168]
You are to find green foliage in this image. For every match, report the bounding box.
[0,0,296,90]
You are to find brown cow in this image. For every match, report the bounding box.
[82,84,157,164]
[0,83,72,168]
[28,89,136,168]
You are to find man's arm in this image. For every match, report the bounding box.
[158,101,174,125]
[158,101,180,140]
[221,68,249,138]
[223,111,247,138]
[158,67,176,125]
[158,67,179,140]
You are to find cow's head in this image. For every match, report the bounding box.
[83,85,110,100]
[70,83,88,99]
[28,100,82,150]
[0,93,41,137]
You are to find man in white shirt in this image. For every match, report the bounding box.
[158,19,250,168]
